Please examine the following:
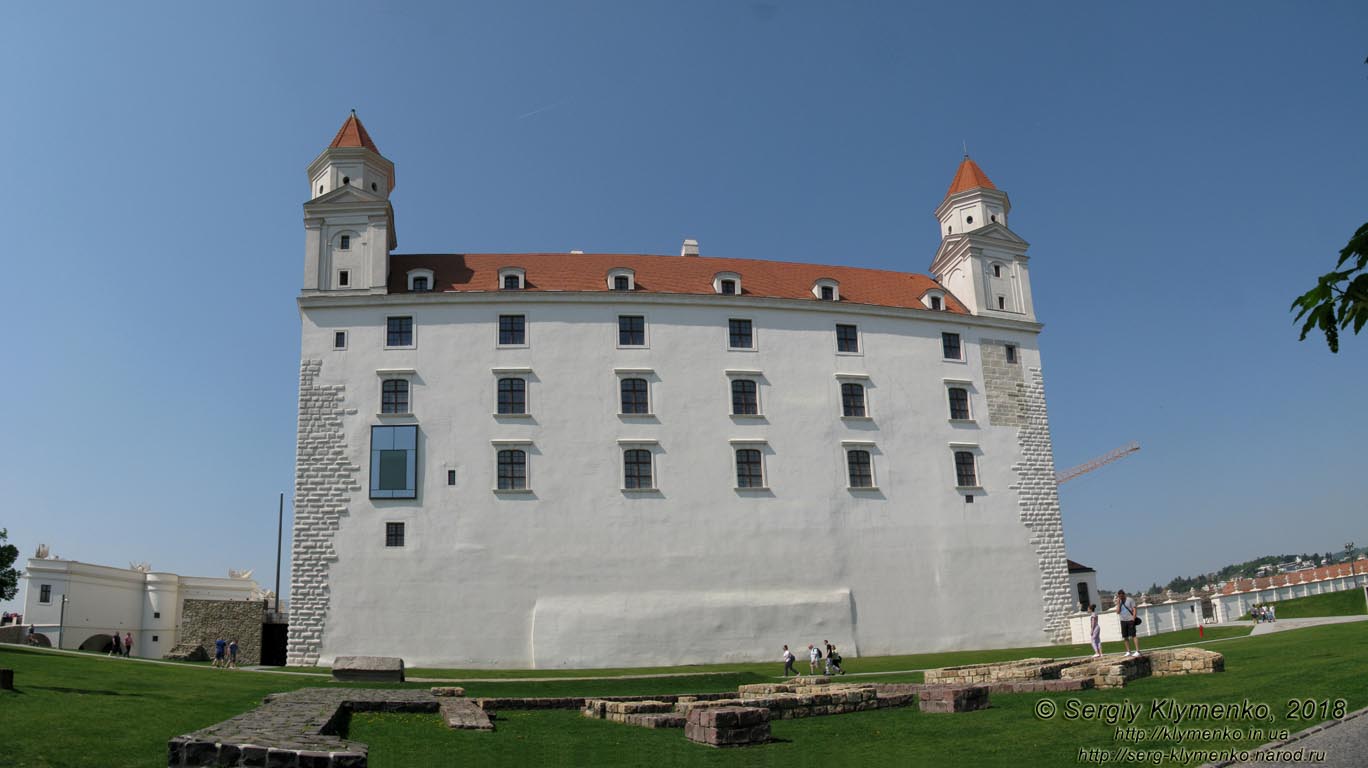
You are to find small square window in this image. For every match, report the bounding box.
[965,495,974,504]
[152,635,159,642]
[333,331,347,350]
[820,285,835,301]
[1005,344,1018,364]
[613,275,631,291]
[39,584,51,603]
[387,316,414,347]
[385,522,405,547]
[618,315,646,346]
[413,276,430,292]
[836,324,859,353]
[499,314,526,345]
[339,235,351,250]
[503,274,522,290]
[728,319,753,350]
[930,296,942,311]
[447,469,456,486]
[338,270,350,288]
[720,279,737,295]
[153,611,160,619]
[942,332,962,360]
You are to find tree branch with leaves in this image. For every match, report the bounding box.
[1292,222,1368,353]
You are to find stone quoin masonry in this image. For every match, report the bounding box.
[287,113,1073,667]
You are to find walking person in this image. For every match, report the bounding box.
[781,645,797,677]
[1088,604,1102,657]
[110,632,122,657]
[823,640,834,675]
[213,637,227,668]
[123,632,133,658]
[1268,605,1276,623]
[829,645,845,675]
[1116,590,1140,657]
[228,639,239,669]
[807,644,820,675]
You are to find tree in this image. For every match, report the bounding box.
[1292,222,1368,353]
[0,529,18,602]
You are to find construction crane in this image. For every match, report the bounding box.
[1055,441,1140,486]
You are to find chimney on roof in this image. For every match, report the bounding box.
[569,250,583,254]
[681,238,700,257]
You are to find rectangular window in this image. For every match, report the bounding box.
[846,449,874,488]
[930,296,942,311]
[385,522,405,547]
[620,378,650,414]
[735,448,764,488]
[497,377,526,415]
[381,379,410,414]
[153,611,160,619]
[820,285,835,301]
[333,331,347,350]
[152,635,159,642]
[413,276,430,292]
[948,387,970,420]
[613,275,630,291]
[39,584,51,604]
[955,451,978,487]
[720,279,737,295]
[942,332,962,360]
[618,315,646,346]
[370,425,418,499]
[447,469,456,486]
[836,324,859,353]
[623,448,654,490]
[731,379,759,415]
[338,270,350,287]
[498,314,526,346]
[340,234,351,250]
[497,449,527,490]
[728,319,753,349]
[1005,344,1018,364]
[386,316,413,347]
[841,382,866,417]
[503,274,522,290]
[997,295,1006,310]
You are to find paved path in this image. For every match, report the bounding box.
[1248,614,1368,636]
[1207,704,1368,767]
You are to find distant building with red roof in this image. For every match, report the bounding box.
[286,117,1071,668]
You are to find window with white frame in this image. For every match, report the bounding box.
[923,290,945,310]
[954,450,979,488]
[1005,343,1018,364]
[836,324,859,353]
[498,267,526,290]
[841,382,867,418]
[948,387,971,420]
[622,447,654,490]
[941,332,962,361]
[497,448,528,490]
[618,315,646,347]
[714,272,741,295]
[814,279,840,301]
[407,269,434,292]
[846,448,874,489]
[730,378,759,416]
[620,377,650,415]
[607,268,635,291]
[338,234,351,250]
[39,584,51,603]
[337,269,351,288]
[386,316,414,348]
[728,318,754,350]
[333,330,348,350]
[498,314,526,346]
[497,377,526,415]
[734,446,766,489]
[381,379,410,414]
[370,425,417,499]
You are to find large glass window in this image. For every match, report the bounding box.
[497,378,526,415]
[381,379,410,414]
[948,387,970,420]
[836,324,859,353]
[386,316,413,347]
[728,319,753,349]
[618,315,645,346]
[847,449,873,488]
[841,383,866,417]
[736,448,764,488]
[620,378,649,414]
[623,449,653,489]
[497,449,527,490]
[955,451,978,487]
[498,314,526,345]
[385,522,405,547]
[731,379,758,415]
[370,425,418,499]
[942,332,962,360]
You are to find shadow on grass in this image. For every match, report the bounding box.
[27,685,137,697]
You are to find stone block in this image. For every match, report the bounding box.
[215,743,242,766]
[331,656,405,683]
[430,686,466,697]
[239,745,269,767]
[182,740,218,766]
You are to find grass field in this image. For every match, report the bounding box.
[1260,589,1367,619]
[0,622,1352,768]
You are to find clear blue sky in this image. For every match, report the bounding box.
[2,1,1366,612]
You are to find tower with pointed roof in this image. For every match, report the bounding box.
[302,112,397,294]
[929,156,1035,320]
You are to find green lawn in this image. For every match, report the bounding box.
[1261,589,1367,619]
[0,622,1326,768]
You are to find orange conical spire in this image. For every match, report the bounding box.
[945,155,996,197]
[329,110,380,153]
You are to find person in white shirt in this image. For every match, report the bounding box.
[1116,590,1141,657]
[808,644,820,674]
[781,645,796,677]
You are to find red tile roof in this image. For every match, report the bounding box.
[388,252,968,313]
[946,156,996,197]
[1217,563,1363,595]
[329,112,380,153]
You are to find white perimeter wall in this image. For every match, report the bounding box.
[298,294,1059,668]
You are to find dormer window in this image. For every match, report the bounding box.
[407,269,435,292]
[813,279,839,302]
[607,268,635,291]
[931,296,942,310]
[498,268,526,291]
[339,235,351,250]
[922,290,946,311]
[713,272,741,295]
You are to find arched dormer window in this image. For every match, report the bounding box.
[813,279,840,302]
[713,272,741,295]
[607,268,635,291]
[922,290,946,311]
[407,268,435,292]
[498,267,526,291]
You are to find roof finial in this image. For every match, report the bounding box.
[351,108,357,116]
[962,139,969,158]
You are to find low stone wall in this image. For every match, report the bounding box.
[172,600,266,666]
[924,657,1073,685]
[1147,648,1224,676]
[685,706,770,748]
[477,692,733,712]
[0,625,46,646]
[1060,656,1152,689]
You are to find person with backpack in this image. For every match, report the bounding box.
[1116,590,1141,657]
[808,643,820,674]
[829,645,845,674]
[781,645,796,677]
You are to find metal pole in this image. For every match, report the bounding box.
[58,594,67,650]
[275,492,284,615]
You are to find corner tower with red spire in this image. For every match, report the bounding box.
[929,155,1035,320]
[302,112,397,294]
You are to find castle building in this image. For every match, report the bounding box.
[287,114,1071,668]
